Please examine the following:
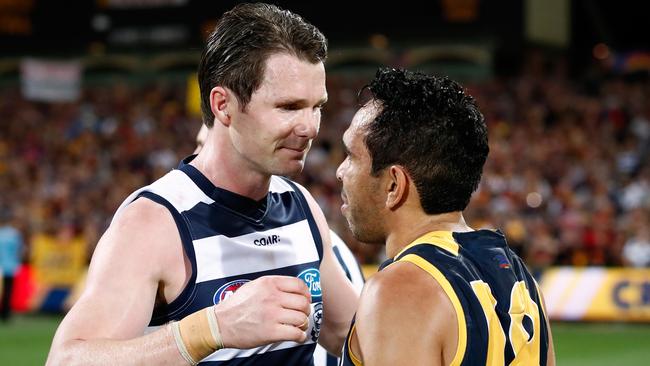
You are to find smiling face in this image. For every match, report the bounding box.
[336,102,387,244]
[228,53,327,176]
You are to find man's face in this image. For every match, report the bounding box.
[228,53,327,176]
[336,102,386,244]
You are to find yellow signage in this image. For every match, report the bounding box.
[539,267,650,322]
[31,233,87,287]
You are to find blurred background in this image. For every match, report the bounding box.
[0,0,649,364]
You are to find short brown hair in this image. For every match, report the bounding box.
[198,3,327,126]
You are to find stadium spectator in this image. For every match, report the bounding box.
[622,208,650,267]
[0,209,24,322]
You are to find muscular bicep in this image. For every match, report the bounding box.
[51,199,181,345]
[355,262,455,366]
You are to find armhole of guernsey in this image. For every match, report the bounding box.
[532,277,549,366]
[281,178,324,263]
[397,253,467,366]
[137,191,198,324]
[347,324,363,366]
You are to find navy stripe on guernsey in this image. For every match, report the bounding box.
[340,230,549,366]
[113,156,324,365]
[332,246,352,282]
[200,344,315,365]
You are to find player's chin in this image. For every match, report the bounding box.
[271,158,306,176]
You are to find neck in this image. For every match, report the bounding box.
[191,130,270,200]
[385,211,472,258]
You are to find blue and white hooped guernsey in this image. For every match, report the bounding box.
[112,157,324,365]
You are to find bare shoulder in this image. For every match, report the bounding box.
[358,260,454,321]
[109,197,177,238]
[354,260,458,364]
[52,197,184,342]
[88,197,182,288]
[107,198,179,250]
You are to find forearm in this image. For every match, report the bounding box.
[46,325,188,366]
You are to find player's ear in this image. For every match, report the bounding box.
[210,86,233,127]
[385,165,408,210]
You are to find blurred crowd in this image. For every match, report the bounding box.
[1,52,649,273]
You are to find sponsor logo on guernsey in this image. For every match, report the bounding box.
[253,234,281,246]
[213,279,250,304]
[493,254,511,269]
[298,268,322,298]
[311,302,323,342]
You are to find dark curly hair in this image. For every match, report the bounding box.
[198,3,327,126]
[363,68,489,214]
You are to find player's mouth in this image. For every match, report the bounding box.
[279,142,310,155]
[283,146,307,152]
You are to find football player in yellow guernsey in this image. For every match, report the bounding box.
[336,68,555,366]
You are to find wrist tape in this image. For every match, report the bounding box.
[170,306,224,365]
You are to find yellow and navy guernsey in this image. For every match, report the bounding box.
[341,230,550,366]
[113,156,324,365]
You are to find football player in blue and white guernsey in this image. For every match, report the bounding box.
[47,3,359,365]
[197,123,365,366]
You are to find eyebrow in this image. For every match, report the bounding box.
[276,97,328,108]
[342,141,353,157]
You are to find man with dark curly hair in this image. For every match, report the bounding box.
[337,68,556,365]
